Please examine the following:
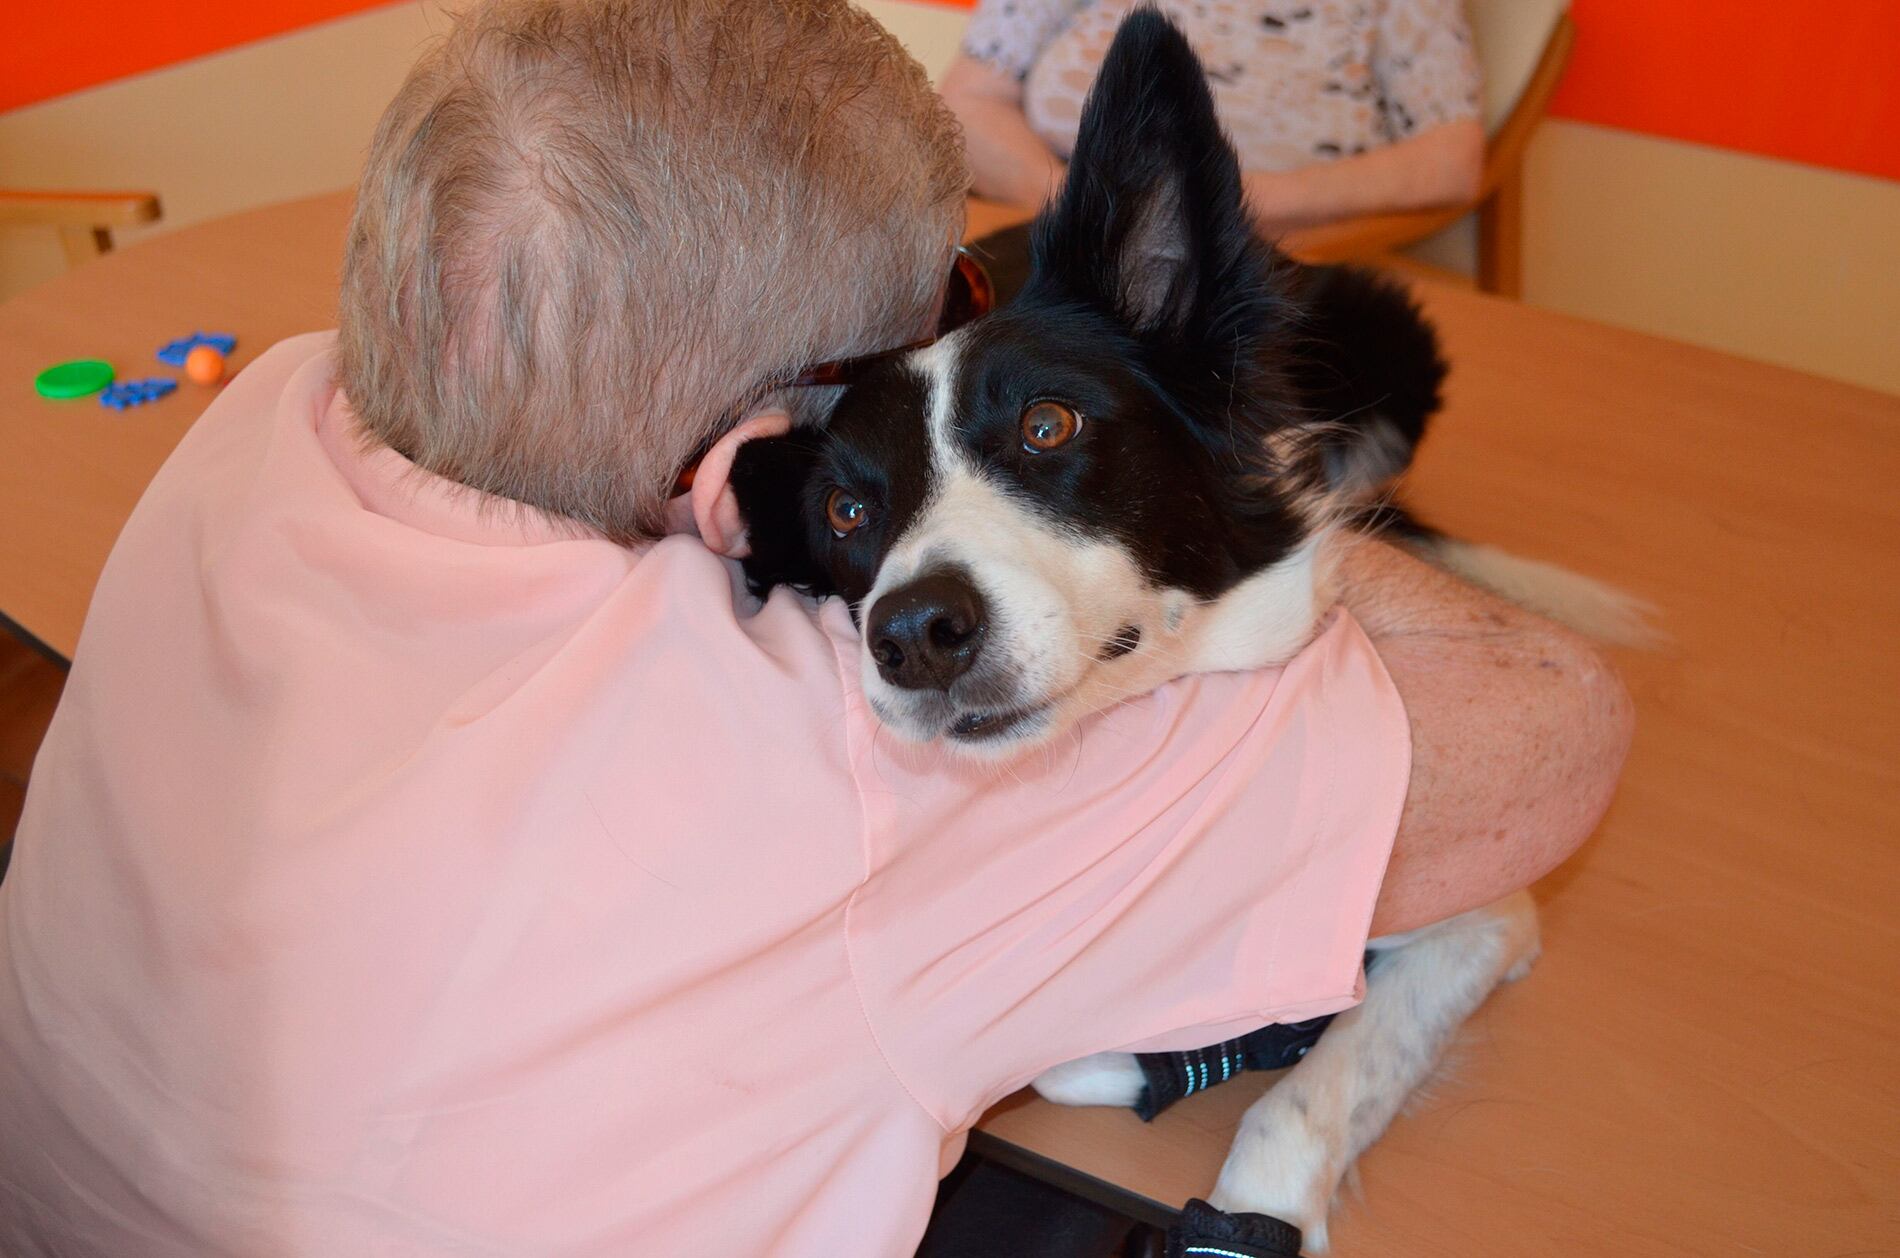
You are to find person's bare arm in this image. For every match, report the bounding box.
[1243,118,1483,236]
[945,47,1482,233]
[939,54,1067,208]
[1328,537,1634,937]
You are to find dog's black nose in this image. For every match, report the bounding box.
[867,571,987,691]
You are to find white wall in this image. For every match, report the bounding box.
[1517,122,1900,394]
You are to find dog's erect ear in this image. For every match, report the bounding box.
[1029,9,1274,340]
[729,430,833,599]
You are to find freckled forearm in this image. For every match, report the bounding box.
[1326,536,1635,935]
[1242,118,1484,236]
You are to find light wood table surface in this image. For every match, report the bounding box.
[2,193,1896,1256]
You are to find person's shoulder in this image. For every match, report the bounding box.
[254,330,338,367]
[640,542,856,698]
[232,332,340,406]
[123,333,337,520]
[162,331,341,474]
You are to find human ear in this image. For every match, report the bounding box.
[674,410,793,557]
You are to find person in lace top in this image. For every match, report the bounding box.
[944,0,1484,235]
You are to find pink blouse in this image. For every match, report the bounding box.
[0,335,1410,1255]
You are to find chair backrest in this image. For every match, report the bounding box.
[0,190,163,269]
[1467,0,1570,135]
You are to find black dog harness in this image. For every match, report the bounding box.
[1132,950,1377,1120]
[1132,1014,1339,1120]
[1164,1199,1306,1257]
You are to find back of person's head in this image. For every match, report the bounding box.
[339,0,965,543]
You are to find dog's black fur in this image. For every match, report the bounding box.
[731,9,1445,614]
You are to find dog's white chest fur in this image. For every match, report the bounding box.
[1174,538,1325,676]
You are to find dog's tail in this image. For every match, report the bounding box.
[1348,504,1658,645]
[1412,535,1661,646]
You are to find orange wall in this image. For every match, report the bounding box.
[2,0,395,113]
[4,0,1897,180]
[1549,0,1900,181]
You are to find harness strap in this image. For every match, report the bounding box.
[1131,1015,1336,1120]
[1165,1199,1304,1258]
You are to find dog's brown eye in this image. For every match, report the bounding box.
[826,488,868,537]
[1021,400,1082,452]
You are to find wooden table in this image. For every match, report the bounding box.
[2,193,1897,1256]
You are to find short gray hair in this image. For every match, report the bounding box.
[339,0,966,542]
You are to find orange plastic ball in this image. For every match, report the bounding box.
[184,345,225,384]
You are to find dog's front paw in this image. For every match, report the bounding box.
[1031,1052,1145,1108]
[1209,1091,1339,1252]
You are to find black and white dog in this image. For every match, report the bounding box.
[732,10,1633,1248]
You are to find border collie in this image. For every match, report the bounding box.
[731,11,1637,1249]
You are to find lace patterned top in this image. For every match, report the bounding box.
[962,0,1482,171]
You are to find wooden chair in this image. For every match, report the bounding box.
[1281,0,1574,296]
[0,189,163,268]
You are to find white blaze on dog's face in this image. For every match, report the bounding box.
[811,321,1328,759]
[860,335,1169,750]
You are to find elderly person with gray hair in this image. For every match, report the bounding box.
[0,1,1626,1254]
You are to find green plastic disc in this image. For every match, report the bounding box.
[35,359,115,400]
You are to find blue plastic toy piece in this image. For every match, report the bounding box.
[157,332,237,367]
[100,378,179,410]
